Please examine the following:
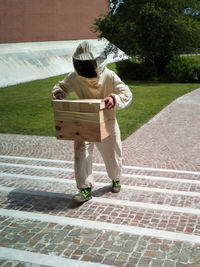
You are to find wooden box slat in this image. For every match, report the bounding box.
[52,99,106,113]
[52,99,113,142]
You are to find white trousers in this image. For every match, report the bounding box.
[74,121,122,189]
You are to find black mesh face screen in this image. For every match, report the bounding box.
[73,58,98,78]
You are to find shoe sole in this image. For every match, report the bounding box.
[73,195,92,203]
[112,187,121,193]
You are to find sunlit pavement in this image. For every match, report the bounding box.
[0,88,200,266]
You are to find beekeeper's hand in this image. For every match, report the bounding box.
[102,96,115,109]
[52,92,63,100]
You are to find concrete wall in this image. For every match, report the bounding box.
[0,39,127,88]
[0,0,108,43]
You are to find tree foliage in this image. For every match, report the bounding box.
[94,0,200,73]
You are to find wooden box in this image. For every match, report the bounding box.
[52,99,114,142]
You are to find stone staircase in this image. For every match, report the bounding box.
[0,155,200,266]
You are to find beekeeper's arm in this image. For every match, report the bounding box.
[102,71,132,110]
[52,73,73,99]
[111,71,132,110]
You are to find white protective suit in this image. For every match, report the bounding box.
[52,41,132,189]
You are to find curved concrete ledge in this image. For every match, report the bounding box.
[0,39,126,88]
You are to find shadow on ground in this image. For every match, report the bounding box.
[6,185,112,211]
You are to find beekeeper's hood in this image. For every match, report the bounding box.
[72,41,107,78]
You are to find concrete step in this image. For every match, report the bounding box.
[0,184,200,238]
[1,214,199,267]
[1,155,200,180]
[1,154,200,266]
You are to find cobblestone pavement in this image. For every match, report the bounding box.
[0,88,200,266]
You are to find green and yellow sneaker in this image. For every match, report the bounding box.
[112,181,121,193]
[73,188,92,202]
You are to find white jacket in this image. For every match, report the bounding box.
[52,67,132,110]
[52,67,132,189]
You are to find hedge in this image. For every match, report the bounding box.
[115,56,200,82]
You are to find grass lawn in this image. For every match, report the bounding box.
[181,54,200,63]
[0,63,200,140]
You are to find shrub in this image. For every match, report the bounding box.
[163,57,200,82]
[116,59,157,80]
[115,56,200,82]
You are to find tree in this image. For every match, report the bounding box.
[94,0,200,74]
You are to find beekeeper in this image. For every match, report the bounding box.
[52,41,132,202]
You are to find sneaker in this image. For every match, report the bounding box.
[73,188,92,202]
[112,181,121,193]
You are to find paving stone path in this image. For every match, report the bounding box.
[0,88,200,266]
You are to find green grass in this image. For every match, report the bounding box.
[0,75,66,137]
[116,81,200,139]
[0,63,200,140]
[180,55,200,64]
